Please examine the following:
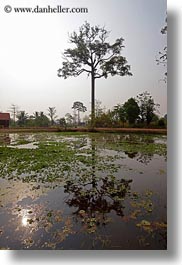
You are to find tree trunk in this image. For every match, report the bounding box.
[91,72,95,127]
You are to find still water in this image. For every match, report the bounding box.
[0,132,167,249]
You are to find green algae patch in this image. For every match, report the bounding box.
[0,140,76,183]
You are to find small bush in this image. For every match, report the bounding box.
[158,118,166,128]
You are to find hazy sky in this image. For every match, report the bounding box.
[0,0,167,119]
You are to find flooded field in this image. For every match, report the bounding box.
[0,132,167,250]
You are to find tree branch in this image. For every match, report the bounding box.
[95,73,106,79]
[76,68,92,75]
[94,52,115,68]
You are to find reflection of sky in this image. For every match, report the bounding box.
[8,142,38,149]
[0,179,47,208]
[21,209,34,228]
[22,213,28,227]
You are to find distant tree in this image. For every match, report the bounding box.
[65,113,74,126]
[95,100,103,118]
[164,114,167,121]
[151,113,159,123]
[40,111,44,118]
[72,101,87,125]
[94,100,108,127]
[58,22,132,126]
[158,118,166,128]
[94,110,113,128]
[72,109,77,126]
[123,98,140,125]
[48,107,57,126]
[34,111,50,127]
[59,118,67,128]
[34,111,39,119]
[26,115,35,127]
[16,111,29,127]
[137,92,159,125]
[113,104,121,121]
[113,104,126,127]
[83,115,90,125]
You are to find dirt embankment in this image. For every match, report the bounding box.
[0,127,167,134]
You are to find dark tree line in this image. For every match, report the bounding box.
[8,91,165,129]
[94,91,166,128]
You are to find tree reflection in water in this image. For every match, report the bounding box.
[124,151,153,164]
[137,153,153,164]
[64,137,132,229]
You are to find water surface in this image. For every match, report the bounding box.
[0,132,167,249]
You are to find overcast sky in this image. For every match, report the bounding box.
[0,0,167,119]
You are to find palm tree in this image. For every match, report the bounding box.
[48,107,57,126]
[16,111,28,127]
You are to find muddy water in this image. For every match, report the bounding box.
[0,133,167,249]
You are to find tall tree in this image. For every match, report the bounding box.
[123,98,140,125]
[48,107,57,126]
[58,22,132,126]
[137,92,159,125]
[72,101,87,125]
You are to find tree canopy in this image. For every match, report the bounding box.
[58,22,132,126]
[137,91,159,125]
[123,98,140,124]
